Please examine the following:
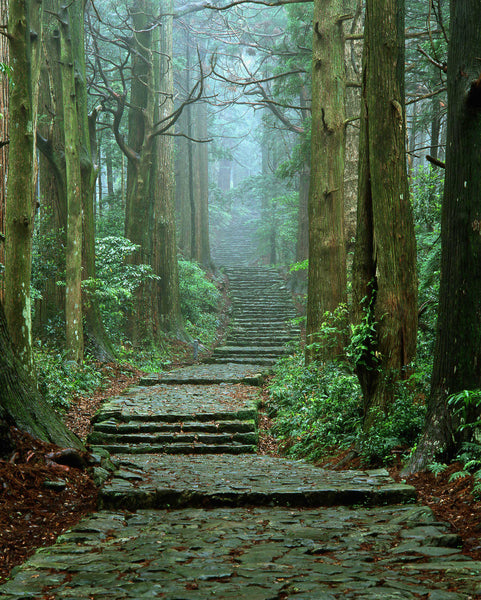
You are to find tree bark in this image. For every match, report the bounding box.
[72,0,116,361]
[175,107,192,256]
[124,0,156,346]
[5,0,42,375]
[151,0,184,337]
[305,0,347,364]
[352,0,417,430]
[405,0,481,473]
[60,4,84,363]
[0,299,83,452]
[196,99,212,268]
[0,0,8,305]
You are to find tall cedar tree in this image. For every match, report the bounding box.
[60,3,84,363]
[406,1,481,473]
[305,0,347,364]
[352,0,417,430]
[151,0,184,338]
[5,0,42,375]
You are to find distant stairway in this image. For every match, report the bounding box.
[211,215,259,267]
[209,266,300,366]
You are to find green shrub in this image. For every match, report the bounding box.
[35,345,103,410]
[359,380,426,463]
[268,351,363,461]
[268,346,426,465]
[83,236,159,340]
[178,259,221,345]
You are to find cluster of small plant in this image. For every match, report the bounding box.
[30,229,223,404]
[178,259,221,346]
[34,344,103,410]
[268,342,426,465]
[267,167,441,466]
[428,390,481,498]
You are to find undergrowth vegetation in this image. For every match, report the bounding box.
[31,231,223,409]
[267,166,446,468]
[268,347,426,465]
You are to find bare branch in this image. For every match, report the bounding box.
[406,87,447,105]
[175,0,313,18]
[417,44,447,73]
[426,154,446,169]
[165,132,213,143]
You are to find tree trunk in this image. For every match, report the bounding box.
[151,0,184,337]
[60,5,84,363]
[295,161,310,265]
[70,0,115,362]
[196,99,211,268]
[305,0,347,364]
[175,107,192,256]
[0,0,9,305]
[0,299,83,452]
[5,0,42,375]
[405,0,481,474]
[35,7,67,335]
[124,0,156,346]
[352,0,417,430]
[343,0,362,251]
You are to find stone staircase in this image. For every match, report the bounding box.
[88,379,260,456]
[209,266,300,365]
[88,219,299,456]
[210,213,259,267]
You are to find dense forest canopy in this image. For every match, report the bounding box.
[1,0,481,477]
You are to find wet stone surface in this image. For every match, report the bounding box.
[92,383,260,424]
[2,506,480,599]
[140,363,268,386]
[98,455,417,510]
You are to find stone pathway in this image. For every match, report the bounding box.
[208,266,300,366]
[3,266,481,598]
[3,505,480,599]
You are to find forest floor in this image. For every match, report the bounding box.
[1,360,481,584]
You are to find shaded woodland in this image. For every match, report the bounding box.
[0,0,480,482]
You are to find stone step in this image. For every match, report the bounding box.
[231,308,295,314]
[206,356,278,365]
[89,430,257,446]
[223,338,294,346]
[92,442,256,456]
[139,364,269,386]
[98,455,417,510]
[93,408,257,425]
[93,419,256,434]
[213,346,289,357]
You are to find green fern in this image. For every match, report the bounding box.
[428,462,448,477]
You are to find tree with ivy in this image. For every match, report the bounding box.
[352,0,418,431]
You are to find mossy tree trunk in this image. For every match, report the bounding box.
[123,0,156,347]
[5,0,43,376]
[405,0,481,473]
[151,0,184,338]
[70,0,115,362]
[305,0,347,364]
[0,0,8,305]
[59,4,84,363]
[175,106,192,257]
[195,98,211,268]
[0,298,83,453]
[352,0,417,431]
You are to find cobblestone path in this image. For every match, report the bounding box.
[2,265,481,598]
